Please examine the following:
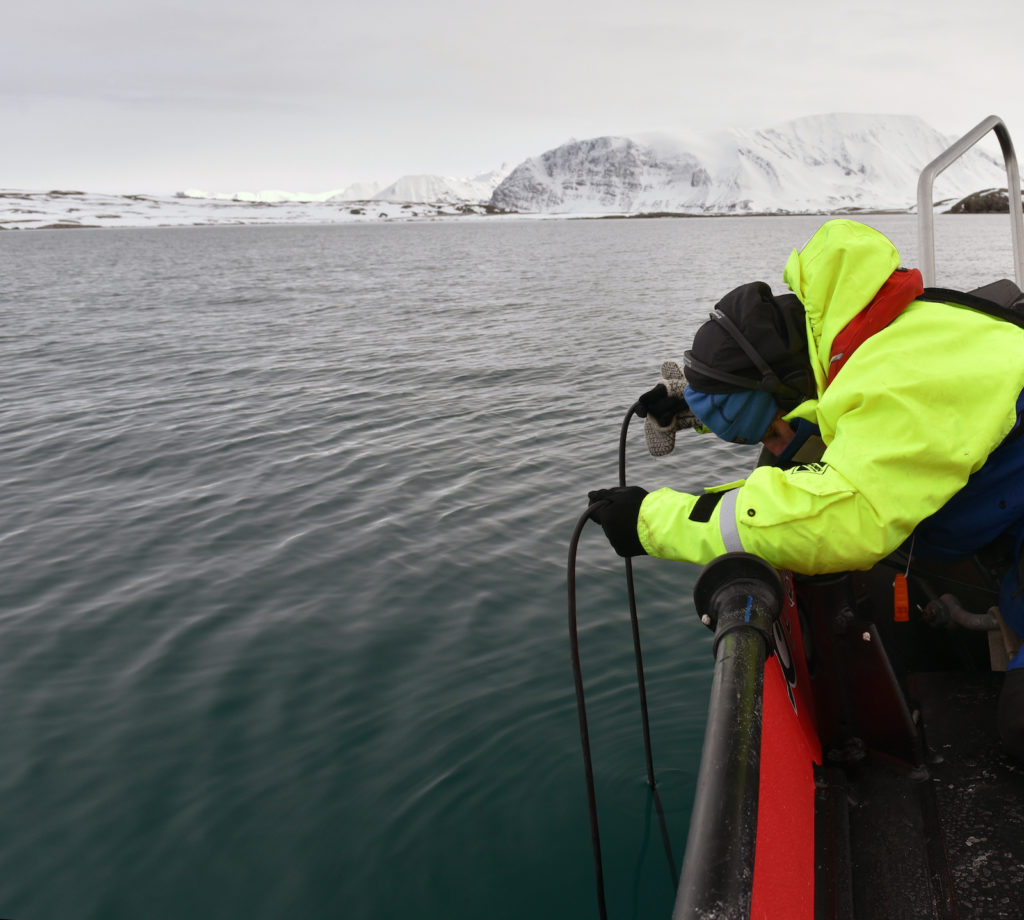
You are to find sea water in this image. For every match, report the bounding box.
[0,213,1017,919]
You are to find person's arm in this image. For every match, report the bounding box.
[638,304,1024,574]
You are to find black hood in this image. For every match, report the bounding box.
[683,282,814,411]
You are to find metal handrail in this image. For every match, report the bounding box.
[917,114,1024,286]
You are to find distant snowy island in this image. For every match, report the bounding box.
[1,114,1016,230]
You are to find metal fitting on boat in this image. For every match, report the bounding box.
[922,593,999,631]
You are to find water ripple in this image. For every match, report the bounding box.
[0,214,1006,919]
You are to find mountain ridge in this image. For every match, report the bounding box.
[172,114,1009,217]
[2,114,1018,229]
[490,114,1008,215]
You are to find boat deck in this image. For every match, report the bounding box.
[914,672,1024,919]
[785,557,1024,920]
[819,670,1024,920]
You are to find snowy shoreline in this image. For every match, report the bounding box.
[0,189,520,231]
[0,188,944,232]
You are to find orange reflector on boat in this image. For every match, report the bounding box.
[893,573,909,622]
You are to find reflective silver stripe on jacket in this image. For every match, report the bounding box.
[718,489,745,553]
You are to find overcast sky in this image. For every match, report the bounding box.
[6,0,1024,194]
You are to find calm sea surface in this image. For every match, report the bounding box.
[0,214,1017,919]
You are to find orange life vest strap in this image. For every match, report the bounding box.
[827,268,924,385]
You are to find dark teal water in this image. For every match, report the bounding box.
[0,215,1015,919]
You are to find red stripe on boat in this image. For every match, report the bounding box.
[750,577,822,919]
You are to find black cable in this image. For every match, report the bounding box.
[617,404,634,489]
[568,404,678,920]
[568,503,610,920]
[623,552,678,887]
[619,404,678,887]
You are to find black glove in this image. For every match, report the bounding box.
[637,383,689,427]
[587,486,648,557]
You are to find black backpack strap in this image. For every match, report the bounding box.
[967,279,1024,308]
[919,286,1024,329]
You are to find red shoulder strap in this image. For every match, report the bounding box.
[827,268,924,385]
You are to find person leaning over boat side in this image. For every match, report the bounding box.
[587,218,1024,759]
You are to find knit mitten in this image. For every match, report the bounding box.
[642,361,705,456]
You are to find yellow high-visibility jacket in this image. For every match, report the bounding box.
[638,219,1024,574]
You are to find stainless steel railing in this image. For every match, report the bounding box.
[917,114,1024,287]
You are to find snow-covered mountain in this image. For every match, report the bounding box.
[372,165,511,203]
[180,180,384,203]
[333,181,385,201]
[3,115,1016,230]
[490,114,1007,215]
[178,166,512,208]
